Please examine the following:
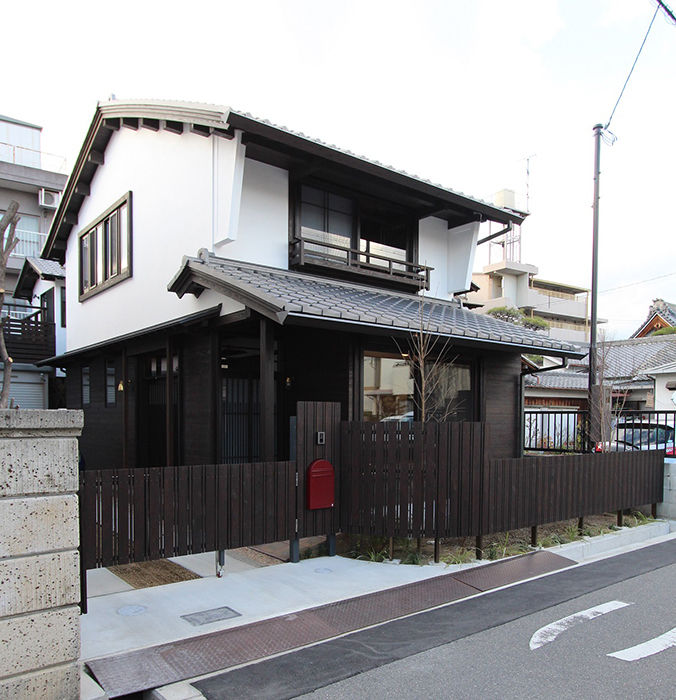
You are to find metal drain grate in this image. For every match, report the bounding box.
[181,606,242,626]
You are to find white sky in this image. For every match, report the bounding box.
[4,0,675,339]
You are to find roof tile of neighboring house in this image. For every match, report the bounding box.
[601,336,676,379]
[169,254,584,357]
[524,336,676,393]
[631,299,676,337]
[524,371,588,390]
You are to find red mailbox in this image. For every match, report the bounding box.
[306,459,335,510]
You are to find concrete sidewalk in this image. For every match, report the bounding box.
[80,520,676,698]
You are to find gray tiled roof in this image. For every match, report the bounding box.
[27,257,65,278]
[524,371,588,390]
[601,336,676,379]
[524,335,676,394]
[170,254,583,356]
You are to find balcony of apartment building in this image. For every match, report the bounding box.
[1,302,55,364]
[523,279,589,324]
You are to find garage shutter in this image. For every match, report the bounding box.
[9,379,47,409]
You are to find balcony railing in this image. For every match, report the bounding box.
[10,229,48,259]
[0,141,68,173]
[1,303,55,363]
[290,235,432,291]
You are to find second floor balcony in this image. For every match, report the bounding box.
[1,303,55,364]
[290,234,432,292]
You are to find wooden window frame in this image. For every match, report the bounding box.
[81,366,90,406]
[104,359,116,407]
[291,180,418,263]
[78,192,133,301]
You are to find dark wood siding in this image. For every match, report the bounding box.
[480,350,521,459]
[67,355,124,469]
[181,332,217,465]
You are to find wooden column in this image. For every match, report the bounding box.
[259,317,275,462]
[122,348,128,468]
[166,337,175,466]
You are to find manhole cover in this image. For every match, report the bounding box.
[314,567,333,574]
[117,605,148,617]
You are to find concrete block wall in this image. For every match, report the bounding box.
[657,458,676,520]
[0,409,83,699]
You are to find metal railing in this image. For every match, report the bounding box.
[524,409,676,455]
[11,230,48,259]
[0,141,67,173]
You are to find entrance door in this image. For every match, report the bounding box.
[137,351,180,467]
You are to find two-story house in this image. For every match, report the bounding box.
[42,99,583,469]
[0,114,67,407]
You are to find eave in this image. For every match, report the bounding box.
[42,99,524,264]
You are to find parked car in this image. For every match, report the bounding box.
[381,411,414,423]
[595,421,675,455]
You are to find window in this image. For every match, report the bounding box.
[81,366,90,406]
[363,351,473,422]
[105,360,116,407]
[79,192,132,299]
[295,183,419,285]
[60,286,66,328]
[40,288,54,324]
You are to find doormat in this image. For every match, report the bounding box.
[108,559,201,589]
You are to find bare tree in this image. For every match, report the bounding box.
[0,201,20,408]
[395,299,462,423]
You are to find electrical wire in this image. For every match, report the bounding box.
[605,5,660,131]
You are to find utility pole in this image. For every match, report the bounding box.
[588,124,603,445]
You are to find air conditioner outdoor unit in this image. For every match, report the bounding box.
[38,188,60,209]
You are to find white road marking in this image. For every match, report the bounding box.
[529,601,632,650]
[608,628,676,661]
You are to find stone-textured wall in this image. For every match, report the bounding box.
[657,458,676,520]
[0,409,83,699]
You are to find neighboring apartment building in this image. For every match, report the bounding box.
[0,115,67,407]
[465,189,596,345]
[41,100,582,469]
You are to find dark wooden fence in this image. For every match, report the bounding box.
[80,406,666,571]
[340,421,664,540]
[80,461,295,569]
[485,451,664,534]
[340,421,485,539]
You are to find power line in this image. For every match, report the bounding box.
[605,4,660,131]
[655,0,676,24]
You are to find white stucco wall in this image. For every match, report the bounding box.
[419,217,479,299]
[653,373,676,410]
[64,128,289,351]
[215,157,289,268]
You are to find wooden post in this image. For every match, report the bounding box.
[122,348,128,468]
[388,536,394,561]
[165,337,175,466]
[259,318,275,462]
[475,535,483,560]
[577,517,584,535]
[651,503,657,519]
[617,509,623,527]
[434,537,440,563]
[327,533,336,557]
[530,525,538,547]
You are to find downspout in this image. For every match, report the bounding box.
[518,357,568,456]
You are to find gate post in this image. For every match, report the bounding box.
[0,410,83,699]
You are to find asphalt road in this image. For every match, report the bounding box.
[303,562,676,700]
[194,540,676,700]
